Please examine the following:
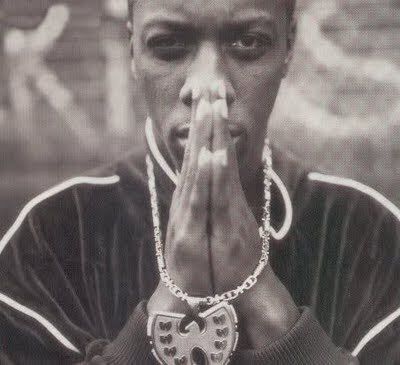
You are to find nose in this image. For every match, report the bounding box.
[179,41,235,107]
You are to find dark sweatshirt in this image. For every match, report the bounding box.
[0,143,399,364]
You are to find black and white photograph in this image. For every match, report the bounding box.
[0,0,399,363]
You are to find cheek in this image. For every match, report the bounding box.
[249,76,282,148]
[229,59,284,161]
[136,56,188,132]
[234,64,283,126]
[236,53,284,98]
[138,62,178,110]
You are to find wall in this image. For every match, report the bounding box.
[0,0,399,232]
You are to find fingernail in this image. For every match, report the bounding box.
[179,82,189,101]
[214,99,228,119]
[210,81,218,96]
[217,80,227,99]
[220,99,228,119]
[192,84,201,101]
[198,146,212,167]
[196,99,211,122]
[213,149,228,166]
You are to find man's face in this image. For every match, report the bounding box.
[131,0,292,181]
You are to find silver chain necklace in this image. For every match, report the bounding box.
[146,139,272,308]
[146,141,273,365]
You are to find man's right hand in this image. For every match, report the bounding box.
[148,84,216,314]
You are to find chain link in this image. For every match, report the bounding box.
[146,140,272,308]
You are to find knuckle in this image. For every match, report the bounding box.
[166,225,176,242]
[173,226,188,245]
[186,168,196,182]
[172,188,181,201]
[189,195,202,213]
[172,238,196,265]
[213,198,229,212]
[227,238,242,258]
[171,234,187,254]
[214,163,229,177]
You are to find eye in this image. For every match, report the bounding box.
[146,33,192,61]
[227,33,273,60]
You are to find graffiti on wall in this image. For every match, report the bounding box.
[0,0,400,229]
[1,0,137,160]
[3,4,102,156]
[270,0,400,185]
[1,0,399,176]
[273,0,400,131]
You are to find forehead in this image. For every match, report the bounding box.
[133,0,287,27]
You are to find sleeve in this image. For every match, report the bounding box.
[296,176,400,364]
[233,307,359,364]
[0,199,154,364]
[0,203,358,365]
[87,306,358,365]
[344,200,400,364]
[82,302,155,364]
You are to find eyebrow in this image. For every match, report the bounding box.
[142,11,193,32]
[226,17,276,34]
[142,9,277,33]
[230,10,275,25]
[143,19,193,33]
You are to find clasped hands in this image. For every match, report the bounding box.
[148,80,299,347]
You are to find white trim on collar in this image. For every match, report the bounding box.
[308,171,400,357]
[0,175,120,354]
[308,172,400,222]
[145,117,293,240]
[145,117,179,185]
[0,175,120,255]
[0,292,81,353]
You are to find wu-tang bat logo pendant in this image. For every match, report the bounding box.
[148,302,239,365]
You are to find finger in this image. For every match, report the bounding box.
[189,146,212,219]
[212,99,230,151]
[179,79,219,183]
[180,98,213,196]
[178,83,201,187]
[167,147,212,275]
[213,95,243,187]
[211,99,231,217]
[189,98,213,167]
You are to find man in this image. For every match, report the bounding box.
[0,0,399,363]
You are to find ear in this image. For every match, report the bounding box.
[130,59,137,79]
[127,21,133,52]
[127,21,137,78]
[126,21,133,34]
[282,17,297,78]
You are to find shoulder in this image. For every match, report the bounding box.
[305,171,400,227]
[0,175,121,263]
[295,169,400,252]
[298,170,400,267]
[0,148,150,258]
[294,171,400,355]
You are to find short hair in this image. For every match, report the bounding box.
[128,0,296,24]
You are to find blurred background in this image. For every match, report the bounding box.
[0,0,399,234]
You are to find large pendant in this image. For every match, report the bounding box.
[148,302,239,365]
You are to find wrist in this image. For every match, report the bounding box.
[236,267,300,348]
[147,283,189,315]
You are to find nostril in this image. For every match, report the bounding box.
[217,81,235,105]
[181,92,193,107]
[179,82,194,107]
[180,80,234,106]
[226,92,235,106]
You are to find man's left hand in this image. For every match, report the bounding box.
[208,82,299,347]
